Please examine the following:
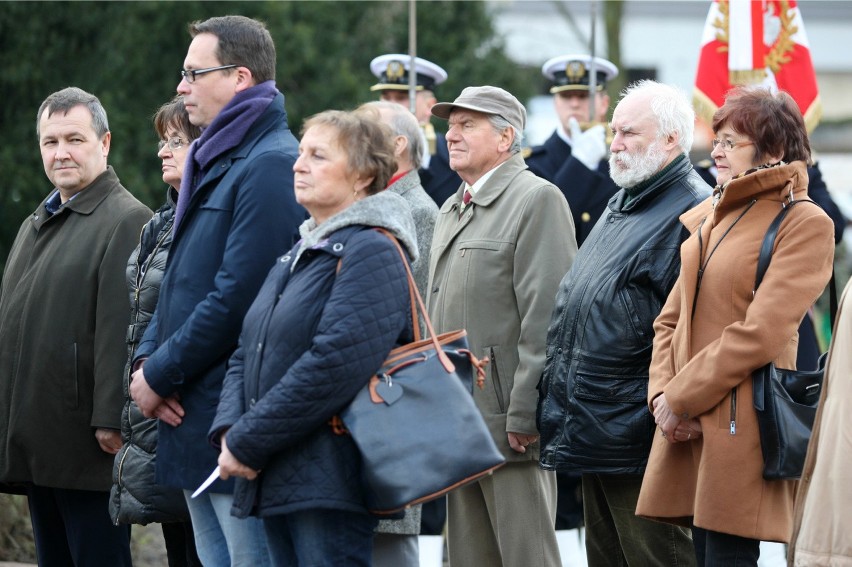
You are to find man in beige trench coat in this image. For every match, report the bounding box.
[427,85,576,566]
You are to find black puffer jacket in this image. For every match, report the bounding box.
[110,189,188,524]
[538,156,710,475]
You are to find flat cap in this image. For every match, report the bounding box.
[431,86,526,133]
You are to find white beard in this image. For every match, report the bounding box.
[609,140,669,189]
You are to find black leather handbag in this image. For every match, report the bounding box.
[336,229,505,515]
[752,200,835,480]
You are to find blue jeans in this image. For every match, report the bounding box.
[183,490,271,567]
[263,508,377,566]
[692,527,760,566]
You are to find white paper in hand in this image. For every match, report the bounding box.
[191,466,221,498]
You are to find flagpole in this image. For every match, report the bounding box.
[408,0,417,116]
[588,0,598,122]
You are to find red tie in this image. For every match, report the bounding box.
[460,189,472,218]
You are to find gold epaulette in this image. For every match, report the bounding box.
[422,122,437,156]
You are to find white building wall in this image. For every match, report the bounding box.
[492,0,852,193]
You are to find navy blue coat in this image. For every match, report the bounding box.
[525,131,619,247]
[210,226,413,518]
[420,132,461,208]
[135,92,303,491]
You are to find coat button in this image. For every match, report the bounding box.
[250,398,256,408]
[432,286,439,293]
[257,342,263,352]
[332,243,344,252]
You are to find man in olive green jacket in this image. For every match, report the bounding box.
[0,87,151,566]
[427,86,576,566]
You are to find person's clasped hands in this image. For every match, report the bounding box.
[568,116,607,171]
[652,393,702,444]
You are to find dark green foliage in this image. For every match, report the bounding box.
[0,1,538,271]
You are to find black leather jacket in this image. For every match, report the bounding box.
[538,156,710,475]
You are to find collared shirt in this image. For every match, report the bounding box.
[465,163,501,197]
[43,189,80,216]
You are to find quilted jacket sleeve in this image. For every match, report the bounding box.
[223,232,411,471]
[209,341,247,447]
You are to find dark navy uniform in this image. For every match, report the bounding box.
[526,54,620,249]
[420,131,458,207]
[525,133,617,247]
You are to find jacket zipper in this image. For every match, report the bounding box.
[128,220,173,379]
[729,387,737,434]
[113,447,130,525]
[489,347,506,413]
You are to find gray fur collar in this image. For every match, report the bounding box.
[293,190,418,271]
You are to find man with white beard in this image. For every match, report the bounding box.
[537,80,710,567]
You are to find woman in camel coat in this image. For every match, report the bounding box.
[635,87,835,566]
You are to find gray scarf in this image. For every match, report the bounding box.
[292,190,418,271]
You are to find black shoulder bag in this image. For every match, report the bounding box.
[752,199,836,480]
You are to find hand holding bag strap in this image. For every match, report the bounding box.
[373,228,455,373]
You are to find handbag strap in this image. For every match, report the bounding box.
[753,199,837,329]
[373,228,456,373]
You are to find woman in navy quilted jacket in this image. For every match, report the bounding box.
[209,109,418,566]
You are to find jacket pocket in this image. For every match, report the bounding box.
[617,288,651,343]
[717,385,739,433]
[567,371,654,465]
[456,240,509,293]
[56,342,80,410]
[199,187,236,212]
[487,346,509,414]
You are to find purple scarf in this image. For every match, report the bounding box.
[172,80,278,234]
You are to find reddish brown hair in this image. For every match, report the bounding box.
[712,86,810,165]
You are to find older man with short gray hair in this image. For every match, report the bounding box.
[427,86,576,566]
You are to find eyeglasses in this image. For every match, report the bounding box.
[180,64,238,84]
[711,138,754,152]
[158,137,186,151]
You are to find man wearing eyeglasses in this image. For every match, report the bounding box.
[0,86,151,566]
[129,15,302,567]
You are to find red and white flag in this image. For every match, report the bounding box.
[694,0,822,132]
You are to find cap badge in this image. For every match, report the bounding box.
[566,61,586,82]
[386,60,406,81]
